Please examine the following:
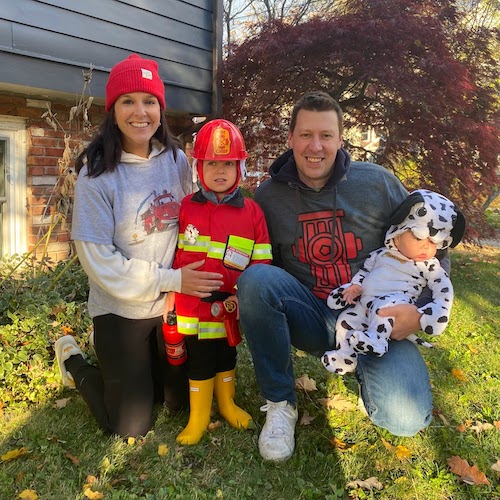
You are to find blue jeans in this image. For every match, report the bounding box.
[237,264,433,437]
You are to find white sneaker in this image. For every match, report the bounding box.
[258,400,298,461]
[54,335,84,389]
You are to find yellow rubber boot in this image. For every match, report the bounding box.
[214,370,253,429]
[176,378,215,445]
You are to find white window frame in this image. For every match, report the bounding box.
[0,115,27,257]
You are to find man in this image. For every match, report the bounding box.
[237,91,435,462]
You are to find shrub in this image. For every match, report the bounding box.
[0,255,92,408]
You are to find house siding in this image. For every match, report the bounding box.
[0,0,219,115]
[0,0,220,260]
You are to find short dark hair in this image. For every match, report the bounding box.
[289,91,343,136]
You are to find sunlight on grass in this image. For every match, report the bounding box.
[0,244,499,498]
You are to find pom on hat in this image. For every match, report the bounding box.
[105,54,166,111]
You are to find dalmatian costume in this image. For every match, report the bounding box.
[322,189,466,375]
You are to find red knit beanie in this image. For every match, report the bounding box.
[105,54,166,111]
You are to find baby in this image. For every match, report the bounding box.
[322,189,466,375]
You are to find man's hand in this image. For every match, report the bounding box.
[377,304,422,340]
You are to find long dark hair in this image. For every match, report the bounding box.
[75,108,181,177]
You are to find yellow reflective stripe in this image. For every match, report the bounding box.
[199,321,226,339]
[227,235,254,253]
[183,235,211,254]
[176,316,228,339]
[252,243,272,260]
[208,241,225,259]
[177,316,199,336]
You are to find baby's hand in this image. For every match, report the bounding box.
[342,284,362,305]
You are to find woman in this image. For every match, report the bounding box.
[54,54,223,437]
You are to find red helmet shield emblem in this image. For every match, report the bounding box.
[212,127,231,156]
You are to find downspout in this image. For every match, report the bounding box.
[212,0,223,118]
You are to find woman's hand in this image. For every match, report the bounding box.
[180,260,224,298]
[377,304,422,340]
[163,291,176,322]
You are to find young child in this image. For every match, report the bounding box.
[322,189,466,375]
[170,119,273,445]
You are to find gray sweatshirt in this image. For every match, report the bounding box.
[71,144,194,319]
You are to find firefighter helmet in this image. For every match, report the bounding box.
[192,119,247,161]
[192,119,248,192]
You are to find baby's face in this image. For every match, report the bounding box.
[395,230,438,262]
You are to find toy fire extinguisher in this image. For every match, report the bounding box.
[211,300,242,347]
[162,311,187,365]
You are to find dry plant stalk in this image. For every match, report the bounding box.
[38,65,95,239]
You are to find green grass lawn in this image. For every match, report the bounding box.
[1,244,499,499]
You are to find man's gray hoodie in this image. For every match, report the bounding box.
[253,148,409,300]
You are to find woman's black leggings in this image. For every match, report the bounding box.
[65,314,188,437]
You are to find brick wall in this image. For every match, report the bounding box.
[1,94,190,262]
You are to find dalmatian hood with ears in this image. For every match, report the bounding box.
[385,189,466,251]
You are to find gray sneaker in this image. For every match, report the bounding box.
[258,400,298,461]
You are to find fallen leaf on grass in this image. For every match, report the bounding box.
[330,436,356,452]
[83,488,104,500]
[447,455,490,485]
[1,447,28,462]
[53,397,71,409]
[47,436,66,444]
[433,408,450,426]
[494,421,500,430]
[318,395,355,411]
[83,475,98,489]
[381,438,412,460]
[127,437,135,445]
[158,444,169,456]
[347,477,383,491]
[470,422,494,433]
[18,490,37,500]
[451,368,467,381]
[300,410,315,426]
[491,460,500,473]
[467,345,479,354]
[208,420,222,432]
[295,374,317,391]
[65,451,80,465]
[295,349,307,358]
[457,420,495,433]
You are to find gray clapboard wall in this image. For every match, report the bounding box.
[0,0,221,116]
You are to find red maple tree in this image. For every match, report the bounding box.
[222,0,499,237]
